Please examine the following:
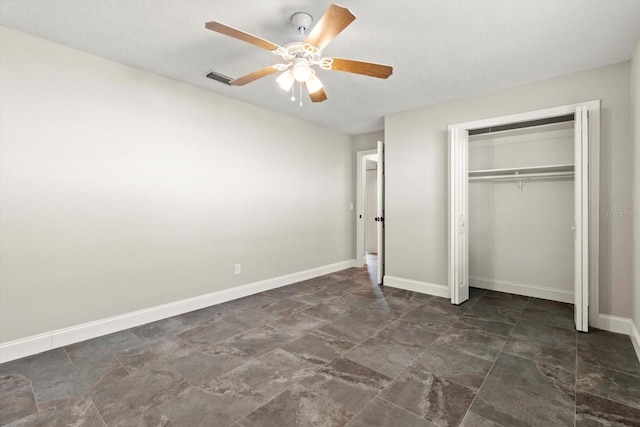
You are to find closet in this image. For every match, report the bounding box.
[448,102,599,332]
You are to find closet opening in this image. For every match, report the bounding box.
[448,101,600,332]
[468,119,576,305]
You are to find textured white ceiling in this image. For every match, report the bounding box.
[1,0,639,135]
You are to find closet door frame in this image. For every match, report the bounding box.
[448,100,600,330]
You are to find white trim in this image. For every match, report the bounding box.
[630,321,640,363]
[0,259,356,364]
[384,276,449,299]
[593,314,632,335]
[470,277,574,304]
[356,149,377,268]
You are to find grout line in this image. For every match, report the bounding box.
[577,390,640,412]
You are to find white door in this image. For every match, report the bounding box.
[449,128,470,305]
[376,141,385,285]
[574,107,589,332]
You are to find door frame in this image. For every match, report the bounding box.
[356,149,378,268]
[448,100,600,329]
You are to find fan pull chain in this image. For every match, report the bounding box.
[299,83,303,107]
[291,84,295,102]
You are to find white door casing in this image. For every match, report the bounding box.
[574,106,589,332]
[376,141,385,285]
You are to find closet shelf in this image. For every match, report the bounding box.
[468,164,574,181]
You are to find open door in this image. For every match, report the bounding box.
[449,127,470,305]
[574,107,589,332]
[375,141,385,285]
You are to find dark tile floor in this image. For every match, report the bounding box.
[1,265,639,426]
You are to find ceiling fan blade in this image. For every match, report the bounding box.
[304,4,355,50]
[230,66,280,86]
[307,86,328,103]
[205,21,281,51]
[329,58,393,79]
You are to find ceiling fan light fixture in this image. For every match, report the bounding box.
[276,70,295,91]
[293,60,312,82]
[306,71,323,94]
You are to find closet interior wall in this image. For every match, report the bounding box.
[468,121,576,303]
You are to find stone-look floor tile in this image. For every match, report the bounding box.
[389,289,434,303]
[222,295,278,313]
[299,358,392,417]
[177,319,246,352]
[470,353,575,427]
[262,298,311,317]
[433,326,506,362]
[225,325,297,357]
[401,305,461,327]
[90,370,189,425]
[379,363,476,427]
[578,329,640,376]
[237,384,352,427]
[519,298,575,330]
[347,304,403,326]
[344,337,416,378]
[459,411,504,427]
[174,304,232,325]
[258,287,301,300]
[160,386,267,427]
[3,395,105,427]
[216,349,317,399]
[281,331,355,365]
[475,292,529,311]
[268,312,329,337]
[519,307,575,331]
[416,344,493,390]
[131,317,192,340]
[462,304,520,325]
[319,314,381,343]
[0,374,38,425]
[577,360,640,410]
[224,307,283,330]
[65,329,143,367]
[375,319,444,357]
[452,316,514,337]
[302,301,353,321]
[168,346,252,387]
[502,320,577,371]
[347,397,437,427]
[3,349,128,409]
[114,337,195,376]
[575,391,640,426]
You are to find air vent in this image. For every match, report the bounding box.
[205,71,232,85]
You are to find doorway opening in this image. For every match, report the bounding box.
[356,143,384,285]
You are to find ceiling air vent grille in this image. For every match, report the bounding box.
[205,71,232,85]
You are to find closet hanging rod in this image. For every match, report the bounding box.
[468,113,575,136]
[469,171,574,181]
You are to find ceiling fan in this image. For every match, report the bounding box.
[205,4,393,104]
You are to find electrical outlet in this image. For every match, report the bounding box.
[234,264,241,275]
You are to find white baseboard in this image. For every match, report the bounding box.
[470,276,574,304]
[630,321,640,363]
[384,276,449,299]
[593,313,632,334]
[0,259,357,364]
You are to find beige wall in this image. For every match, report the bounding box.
[386,61,633,317]
[0,27,354,343]
[632,37,640,336]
